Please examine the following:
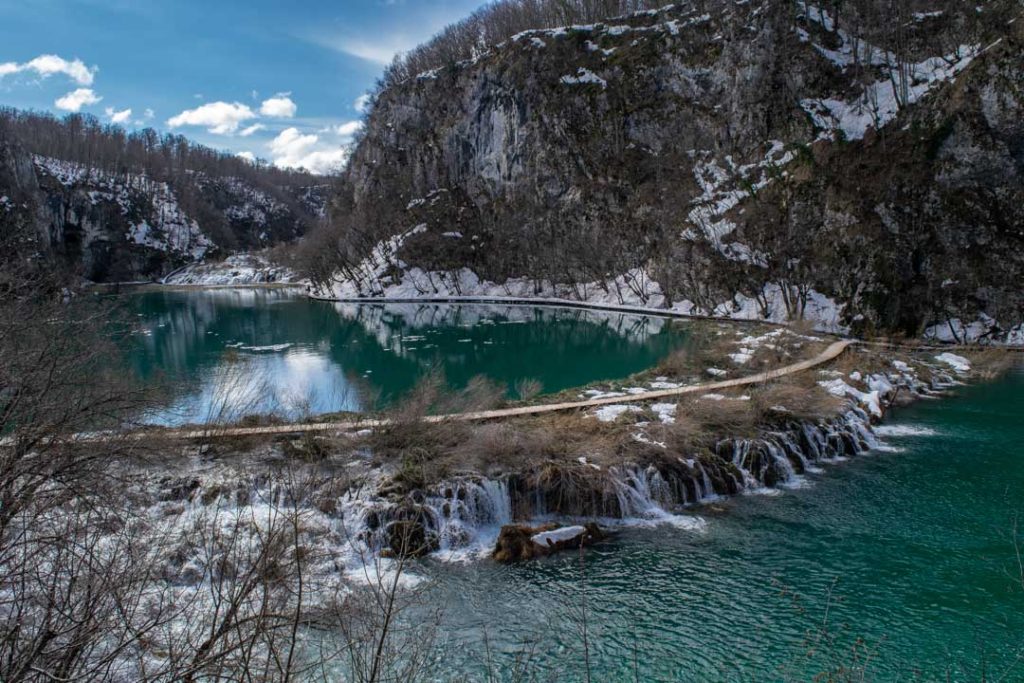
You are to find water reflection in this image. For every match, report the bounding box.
[118,290,693,425]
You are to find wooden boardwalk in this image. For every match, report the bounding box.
[157,339,854,441]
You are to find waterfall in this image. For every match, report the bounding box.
[422,479,513,553]
[609,465,674,519]
[334,401,909,561]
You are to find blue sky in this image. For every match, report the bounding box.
[0,0,484,173]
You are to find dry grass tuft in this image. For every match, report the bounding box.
[966,348,1019,380]
[750,380,844,423]
[675,394,759,436]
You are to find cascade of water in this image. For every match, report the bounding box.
[727,440,760,489]
[764,439,797,483]
[423,479,514,551]
[610,465,675,519]
[697,462,716,501]
[775,431,810,471]
[801,422,825,460]
[332,404,888,562]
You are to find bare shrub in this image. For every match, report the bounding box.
[655,347,694,377]
[514,377,544,402]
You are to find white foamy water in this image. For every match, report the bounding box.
[874,425,939,437]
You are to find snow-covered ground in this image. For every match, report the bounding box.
[315,224,849,333]
[796,2,980,142]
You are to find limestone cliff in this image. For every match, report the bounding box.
[318,1,1024,342]
[0,116,326,283]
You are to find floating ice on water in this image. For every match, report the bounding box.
[239,343,293,353]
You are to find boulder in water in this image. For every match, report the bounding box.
[493,522,605,562]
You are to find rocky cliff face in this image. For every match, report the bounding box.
[0,130,327,283]
[321,1,1024,343]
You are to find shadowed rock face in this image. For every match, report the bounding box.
[0,119,326,283]
[325,1,1024,341]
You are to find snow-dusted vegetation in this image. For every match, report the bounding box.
[1,108,324,282]
[304,0,1024,344]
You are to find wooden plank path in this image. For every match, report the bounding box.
[154,339,854,441]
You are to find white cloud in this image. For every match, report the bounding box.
[268,127,348,175]
[259,93,297,118]
[354,93,373,114]
[0,54,97,86]
[167,101,256,134]
[143,108,155,119]
[105,107,133,124]
[240,123,266,137]
[55,88,102,112]
[335,120,364,138]
[335,36,413,65]
[237,151,257,163]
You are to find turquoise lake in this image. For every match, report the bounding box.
[118,289,695,425]
[416,368,1024,681]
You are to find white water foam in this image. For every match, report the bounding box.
[874,425,938,437]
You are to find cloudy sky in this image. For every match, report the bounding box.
[0,0,483,173]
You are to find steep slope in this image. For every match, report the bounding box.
[315,0,1023,342]
[0,111,328,282]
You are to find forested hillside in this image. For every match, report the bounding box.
[0,109,327,282]
[307,0,1024,343]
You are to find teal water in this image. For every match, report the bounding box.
[117,289,694,425]
[418,369,1024,681]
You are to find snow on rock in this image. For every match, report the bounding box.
[921,314,1020,345]
[163,254,300,285]
[668,283,847,334]
[819,379,882,418]
[683,142,794,263]
[531,526,586,547]
[561,68,608,88]
[322,234,850,332]
[935,353,971,373]
[801,42,979,141]
[323,231,668,308]
[729,349,755,365]
[651,403,677,423]
[867,374,895,396]
[34,155,213,260]
[583,388,628,399]
[799,1,978,143]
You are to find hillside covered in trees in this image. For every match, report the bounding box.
[0,109,327,282]
[306,0,1024,343]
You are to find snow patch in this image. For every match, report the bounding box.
[593,405,643,422]
[935,353,971,373]
[531,525,586,547]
